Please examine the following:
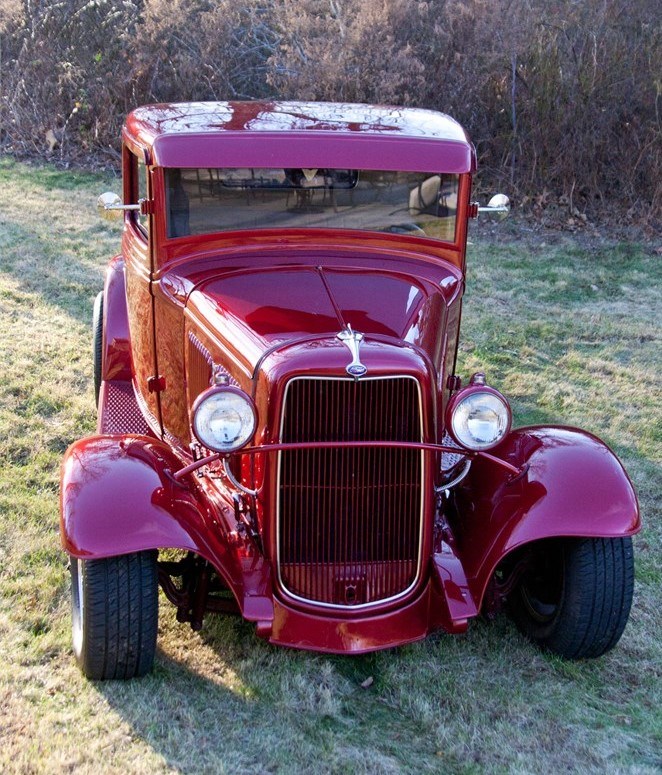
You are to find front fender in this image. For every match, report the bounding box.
[452,426,640,609]
[61,435,208,558]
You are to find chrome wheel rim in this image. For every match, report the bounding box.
[71,558,84,654]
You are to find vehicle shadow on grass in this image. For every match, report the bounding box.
[92,599,640,775]
[96,608,510,774]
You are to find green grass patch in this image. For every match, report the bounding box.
[0,157,660,774]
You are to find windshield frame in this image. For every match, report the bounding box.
[147,168,472,276]
[162,166,462,247]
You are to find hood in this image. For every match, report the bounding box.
[185,263,461,374]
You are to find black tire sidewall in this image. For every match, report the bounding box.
[510,537,634,659]
[69,552,158,679]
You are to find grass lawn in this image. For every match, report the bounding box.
[0,156,659,774]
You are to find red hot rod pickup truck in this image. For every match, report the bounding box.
[60,102,639,679]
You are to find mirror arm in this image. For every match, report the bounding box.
[97,192,150,222]
[103,203,141,212]
[477,204,510,214]
[475,194,511,219]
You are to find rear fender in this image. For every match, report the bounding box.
[452,426,640,610]
[102,257,132,382]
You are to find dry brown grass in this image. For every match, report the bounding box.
[0,157,660,773]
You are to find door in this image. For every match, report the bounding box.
[122,146,162,434]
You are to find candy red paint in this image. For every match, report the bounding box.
[61,102,639,655]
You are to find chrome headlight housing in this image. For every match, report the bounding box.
[191,386,257,453]
[446,382,511,452]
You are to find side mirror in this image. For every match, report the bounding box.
[97,192,141,221]
[478,194,510,220]
[97,192,123,221]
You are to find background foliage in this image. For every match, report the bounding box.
[1,0,660,220]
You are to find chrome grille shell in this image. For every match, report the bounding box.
[276,375,425,610]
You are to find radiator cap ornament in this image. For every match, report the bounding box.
[337,325,367,379]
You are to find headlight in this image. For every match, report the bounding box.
[447,384,511,451]
[191,386,257,453]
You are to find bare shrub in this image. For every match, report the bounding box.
[0,0,659,220]
[502,0,661,215]
[271,0,661,219]
[1,0,144,158]
[0,0,278,159]
[131,0,279,102]
[269,0,428,104]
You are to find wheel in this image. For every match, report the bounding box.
[509,537,634,659]
[92,290,103,406]
[70,551,158,679]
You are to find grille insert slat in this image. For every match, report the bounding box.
[278,377,423,607]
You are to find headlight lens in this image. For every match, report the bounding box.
[448,388,511,451]
[192,386,257,453]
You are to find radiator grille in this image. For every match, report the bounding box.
[278,377,423,608]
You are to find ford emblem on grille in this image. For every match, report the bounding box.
[337,326,367,379]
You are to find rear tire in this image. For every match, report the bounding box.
[509,537,634,659]
[70,551,158,679]
[92,290,103,406]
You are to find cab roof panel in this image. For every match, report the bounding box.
[123,101,476,174]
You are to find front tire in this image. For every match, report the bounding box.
[509,537,634,659]
[70,551,158,679]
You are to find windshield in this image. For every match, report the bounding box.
[165,168,459,243]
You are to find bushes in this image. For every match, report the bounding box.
[0,0,659,218]
[0,0,278,159]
